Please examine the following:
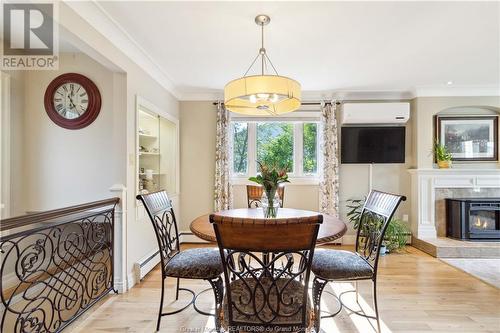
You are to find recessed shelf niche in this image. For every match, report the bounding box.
[137,107,178,195]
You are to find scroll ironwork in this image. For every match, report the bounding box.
[0,198,118,333]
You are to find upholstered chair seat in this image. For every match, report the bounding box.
[136,191,224,331]
[312,249,373,280]
[222,277,311,327]
[311,190,406,333]
[211,213,321,333]
[165,248,222,279]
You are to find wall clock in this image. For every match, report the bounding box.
[44,73,101,130]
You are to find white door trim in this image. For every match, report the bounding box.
[0,72,11,219]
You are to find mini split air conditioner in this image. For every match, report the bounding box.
[340,102,410,124]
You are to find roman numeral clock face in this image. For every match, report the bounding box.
[53,83,89,119]
[44,73,101,130]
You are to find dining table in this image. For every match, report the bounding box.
[190,208,348,244]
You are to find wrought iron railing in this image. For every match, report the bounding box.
[0,198,119,333]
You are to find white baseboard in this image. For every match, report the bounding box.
[113,280,127,293]
[127,272,137,290]
[336,234,412,246]
[180,232,209,243]
[340,235,356,245]
[124,233,202,290]
[122,231,410,291]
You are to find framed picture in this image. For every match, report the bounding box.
[436,116,498,161]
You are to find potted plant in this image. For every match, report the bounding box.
[433,141,452,169]
[346,198,409,253]
[249,162,289,218]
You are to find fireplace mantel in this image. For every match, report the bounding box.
[408,168,500,239]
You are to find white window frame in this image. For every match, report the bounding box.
[230,111,321,185]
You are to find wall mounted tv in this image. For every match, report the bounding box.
[341,126,405,164]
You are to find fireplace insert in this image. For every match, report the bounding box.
[446,198,500,240]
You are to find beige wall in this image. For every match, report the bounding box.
[179,101,216,231]
[232,185,320,211]
[339,105,414,235]
[4,71,26,216]
[14,53,120,211]
[179,101,322,233]
[179,101,413,238]
[1,3,180,287]
[412,96,500,169]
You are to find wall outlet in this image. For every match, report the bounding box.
[402,214,409,222]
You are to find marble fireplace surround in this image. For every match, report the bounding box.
[408,168,500,240]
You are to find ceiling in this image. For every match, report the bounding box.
[90,1,499,99]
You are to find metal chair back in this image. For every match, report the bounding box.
[355,190,406,274]
[136,190,180,279]
[210,214,322,331]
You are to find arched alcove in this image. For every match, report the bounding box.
[436,105,500,116]
[434,106,499,165]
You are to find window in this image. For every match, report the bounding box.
[257,122,294,172]
[231,120,320,180]
[303,123,318,174]
[232,122,248,174]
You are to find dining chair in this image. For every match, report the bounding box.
[210,213,322,333]
[137,191,224,331]
[246,184,285,208]
[311,190,406,332]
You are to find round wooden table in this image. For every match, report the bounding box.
[190,208,347,244]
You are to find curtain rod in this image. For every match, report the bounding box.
[212,99,411,106]
[211,101,338,106]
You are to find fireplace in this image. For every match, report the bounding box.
[446,198,500,240]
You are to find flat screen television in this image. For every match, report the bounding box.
[341,126,405,163]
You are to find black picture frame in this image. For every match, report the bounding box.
[435,116,498,161]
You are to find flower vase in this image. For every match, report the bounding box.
[261,188,279,218]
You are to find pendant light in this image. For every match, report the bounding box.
[224,15,301,115]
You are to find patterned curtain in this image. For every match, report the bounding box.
[319,101,340,217]
[214,102,233,211]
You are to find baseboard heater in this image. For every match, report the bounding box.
[133,233,203,281]
[134,249,161,281]
[134,232,412,282]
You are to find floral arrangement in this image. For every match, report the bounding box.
[249,162,289,217]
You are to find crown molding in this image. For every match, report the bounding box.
[64,1,181,99]
[302,90,415,101]
[412,85,500,98]
[178,89,415,102]
[178,91,223,101]
[178,86,500,102]
[63,2,499,102]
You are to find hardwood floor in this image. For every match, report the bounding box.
[67,245,500,333]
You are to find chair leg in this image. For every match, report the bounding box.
[355,281,359,304]
[373,279,381,333]
[175,277,180,301]
[208,276,224,332]
[312,277,328,333]
[157,277,165,331]
[298,255,305,282]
